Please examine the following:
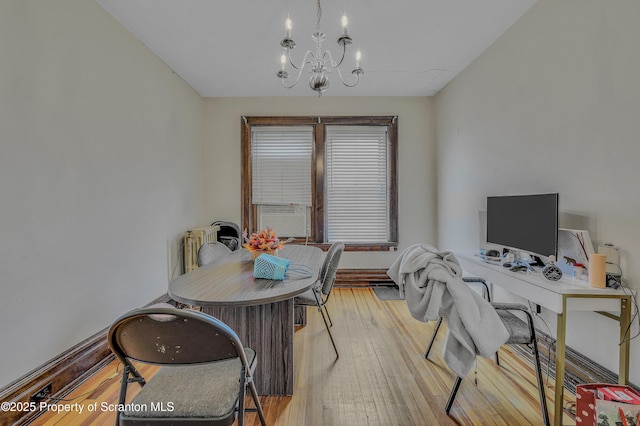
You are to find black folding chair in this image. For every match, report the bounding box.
[107,306,266,426]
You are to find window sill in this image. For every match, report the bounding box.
[288,240,398,252]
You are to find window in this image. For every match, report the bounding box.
[251,126,313,237]
[325,125,390,242]
[242,116,397,251]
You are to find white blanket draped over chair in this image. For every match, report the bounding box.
[387,244,509,377]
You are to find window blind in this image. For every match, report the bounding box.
[251,126,313,206]
[325,125,389,242]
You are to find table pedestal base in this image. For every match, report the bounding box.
[203,299,294,395]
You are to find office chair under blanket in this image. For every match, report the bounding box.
[443,302,550,426]
[108,306,266,426]
[424,277,492,360]
[294,242,344,359]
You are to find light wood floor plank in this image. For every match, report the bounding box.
[29,288,575,425]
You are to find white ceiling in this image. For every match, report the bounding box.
[96,0,537,97]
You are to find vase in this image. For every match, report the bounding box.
[251,249,277,260]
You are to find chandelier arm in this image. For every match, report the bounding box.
[289,49,317,71]
[321,51,333,71]
[323,50,339,70]
[281,50,315,89]
[334,43,347,68]
[286,49,301,71]
[334,65,361,88]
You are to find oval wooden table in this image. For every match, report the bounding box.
[169,244,322,395]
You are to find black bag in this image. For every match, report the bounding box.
[211,221,242,251]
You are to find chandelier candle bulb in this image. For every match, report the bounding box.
[355,49,361,68]
[285,16,292,38]
[341,15,348,34]
[280,53,286,70]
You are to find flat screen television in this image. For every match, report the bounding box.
[486,193,559,261]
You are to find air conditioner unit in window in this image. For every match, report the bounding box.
[258,205,308,237]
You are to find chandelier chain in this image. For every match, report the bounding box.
[316,0,322,30]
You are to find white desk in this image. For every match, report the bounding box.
[455,251,632,426]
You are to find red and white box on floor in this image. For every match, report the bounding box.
[576,384,640,426]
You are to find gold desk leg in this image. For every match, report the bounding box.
[619,296,631,385]
[554,297,567,426]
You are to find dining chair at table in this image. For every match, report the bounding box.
[294,242,344,359]
[197,241,232,267]
[107,306,266,426]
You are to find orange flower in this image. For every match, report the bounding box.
[242,227,285,252]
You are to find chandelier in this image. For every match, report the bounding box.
[277,0,364,96]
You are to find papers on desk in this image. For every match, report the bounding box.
[474,253,501,263]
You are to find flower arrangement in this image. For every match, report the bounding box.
[242,228,285,256]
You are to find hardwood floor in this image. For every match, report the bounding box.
[31,288,575,425]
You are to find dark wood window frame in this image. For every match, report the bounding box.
[241,116,398,252]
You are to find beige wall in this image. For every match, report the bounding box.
[436,0,640,383]
[203,97,436,268]
[0,1,205,386]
